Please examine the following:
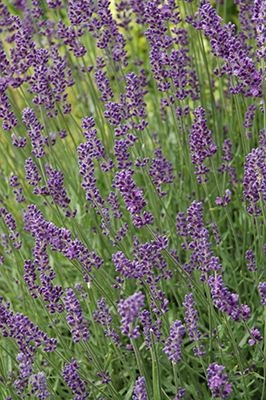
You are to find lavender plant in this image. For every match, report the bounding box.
[0,0,266,399]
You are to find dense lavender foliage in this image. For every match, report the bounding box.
[0,0,266,399]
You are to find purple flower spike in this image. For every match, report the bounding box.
[215,189,231,207]
[62,358,89,400]
[163,319,185,362]
[244,104,256,137]
[259,282,266,306]
[248,329,263,346]
[149,147,175,198]
[117,291,145,339]
[207,363,232,398]
[139,309,162,350]
[29,372,50,399]
[93,298,120,347]
[173,387,186,399]
[183,293,205,357]
[112,169,153,227]
[133,377,147,400]
[245,250,257,272]
[189,106,217,183]
[63,288,89,343]
[208,274,249,322]
[217,139,233,174]
[243,147,266,217]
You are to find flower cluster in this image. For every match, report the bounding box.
[190,1,261,97]
[63,288,90,343]
[133,377,147,400]
[139,309,162,350]
[207,363,232,399]
[163,319,186,362]
[0,297,57,357]
[248,328,263,346]
[208,274,251,322]
[93,298,120,347]
[259,281,266,306]
[246,250,257,272]
[215,189,231,207]
[149,147,175,197]
[0,207,22,250]
[243,147,266,217]
[29,372,50,399]
[112,169,154,228]
[189,106,217,183]
[9,173,25,203]
[183,293,205,357]
[113,235,171,315]
[62,358,89,400]
[244,104,256,138]
[176,201,222,274]
[217,139,233,174]
[117,291,145,339]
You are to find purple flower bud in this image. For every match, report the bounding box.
[246,250,257,272]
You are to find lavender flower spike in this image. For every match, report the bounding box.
[183,293,205,357]
[63,288,89,343]
[248,329,263,346]
[208,274,249,322]
[163,320,185,362]
[207,363,232,398]
[173,387,186,400]
[189,106,217,183]
[29,372,50,399]
[117,291,145,339]
[62,358,89,400]
[133,377,147,400]
[259,282,266,306]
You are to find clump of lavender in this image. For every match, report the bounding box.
[1,0,266,399]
